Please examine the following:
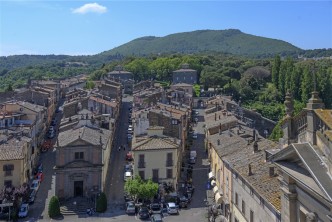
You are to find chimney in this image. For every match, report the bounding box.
[217,139,220,145]
[237,129,240,135]
[215,113,217,121]
[100,135,102,145]
[248,164,253,176]
[253,141,258,153]
[252,129,256,141]
[269,167,275,177]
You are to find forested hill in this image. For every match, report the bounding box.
[99,29,302,58]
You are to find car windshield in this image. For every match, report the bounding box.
[140,207,148,212]
[151,205,160,210]
[20,206,26,212]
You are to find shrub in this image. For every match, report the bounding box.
[48,196,61,218]
[96,192,107,213]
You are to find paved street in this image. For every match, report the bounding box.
[189,108,209,210]
[104,95,133,212]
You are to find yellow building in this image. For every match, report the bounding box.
[132,126,180,189]
[0,136,30,188]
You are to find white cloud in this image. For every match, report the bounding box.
[72,3,107,14]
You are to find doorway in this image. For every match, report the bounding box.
[74,181,83,197]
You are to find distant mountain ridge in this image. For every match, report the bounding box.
[99,29,302,57]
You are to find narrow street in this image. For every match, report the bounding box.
[190,108,209,210]
[105,95,133,212]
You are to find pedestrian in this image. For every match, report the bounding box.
[123,145,125,151]
[118,146,121,151]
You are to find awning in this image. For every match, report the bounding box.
[208,171,215,180]
[215,192,222,204]
[211,180,216,187]
[213,186,219,194]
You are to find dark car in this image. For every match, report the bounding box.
[139,206,150,219]
[28,189,37,204]
[149,203,161,214]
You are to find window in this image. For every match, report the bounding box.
[166,169,173,179]
[74,152,84,160]
[4,180,12,187]
[166,153,173,167]
[139,171,145,180]
[235,193,238,206]
[138,154,145,168]
[250,210,254,222]
[152,169,159,182]
[3,164,14,176]
[242,200,246,215]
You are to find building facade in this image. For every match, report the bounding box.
[172,64,197,85]
[55,125,112,199]
[132,127,180,189]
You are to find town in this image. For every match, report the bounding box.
[0,63,331,222]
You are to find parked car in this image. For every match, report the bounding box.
[35,172,43,182]
[127,134,133,140]
[139,206,150,219]
[149,203,161,214]
[30,180,40,191]
[125,201,136,214]
[195,110,199,115]
[51,120,56,126]
[124,171,133,181]
[125,164,133,172]
[48,130,55,139]
[151,214,163,222]
[192,133,198,139]
[166,202,178,215]
[188,157,196,164]
[28,189,37,204]
[126,152,133,161]
[179,196,189,208]
[18,203,29,218]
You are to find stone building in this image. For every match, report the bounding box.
[98,81,122,100]
[205,111,281,222]
[269,90,332,222]
[107,65,134,94]
[133,88,163,110]
[55,125,112,199]
[172,64,197,85]
[132,127,181,189]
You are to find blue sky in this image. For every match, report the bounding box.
[0,1,331,56]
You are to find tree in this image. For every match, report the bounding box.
[96,192,107,213]
[85,80,95,89]
[5,83,13,92]
[301,66,313,103]
[48,196,61,218]
[271,55,281,88]
[124,176,158,202]
[278,61,287,99]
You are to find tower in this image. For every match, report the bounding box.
[306,90,324,145]
[282,91,295,146]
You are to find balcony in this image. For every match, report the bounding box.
[166,160,173,167]
[138,161,146,168]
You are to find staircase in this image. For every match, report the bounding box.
[60,197,94,215]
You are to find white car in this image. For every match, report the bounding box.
[124,171,133,181]
[167,202,178,215]
[192,133,198,139]
[18,203,29,218]
[30,180,40,191]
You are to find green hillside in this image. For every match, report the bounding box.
[100,29,302,57]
